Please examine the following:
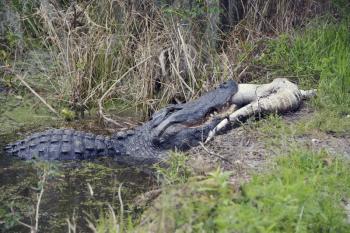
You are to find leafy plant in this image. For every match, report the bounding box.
[155,152,192,185]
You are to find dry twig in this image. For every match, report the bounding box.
[11,169,47,233]
[14,71,60,117]
[199,142,233,165]
[98,56,152,128]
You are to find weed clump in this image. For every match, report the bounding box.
[155,152,193,185]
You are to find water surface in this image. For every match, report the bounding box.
[0,150,156,232]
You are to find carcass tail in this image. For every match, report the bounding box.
[4,129,118,160]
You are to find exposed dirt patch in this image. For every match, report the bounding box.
[188,105,350,183]
[282,105,350,157]
[189,125,267,183]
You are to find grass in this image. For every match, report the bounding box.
[3,0,334,121]
[233,151,350,233]
[2,1,350,232]
[0,93,59,138]
[30,0,231,119]
[154,152,193,185]
[259,17,350,134]
[135,150,350,233]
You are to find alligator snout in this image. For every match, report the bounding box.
[150,80,238,136]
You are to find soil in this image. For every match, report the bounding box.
[187,105,350,184]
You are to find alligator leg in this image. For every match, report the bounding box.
[205,78,316,142]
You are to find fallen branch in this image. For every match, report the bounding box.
[199,142,233,165]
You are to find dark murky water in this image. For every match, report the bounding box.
[0,151,156,233]
[0,91,158,232]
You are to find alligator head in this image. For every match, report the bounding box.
[149,80,238,150]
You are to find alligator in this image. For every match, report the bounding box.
[4,78,316,164]
[4,80,238,164]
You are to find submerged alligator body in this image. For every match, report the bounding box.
[5,80,238,164]
[4,78,315,164]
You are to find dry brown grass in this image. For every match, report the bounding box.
[222,0,333,82]
[31,0,333,124]
[35,0,230,123]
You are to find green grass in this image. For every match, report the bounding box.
[0,93,59,138]
[230,151,350,233]
[86,205,135,233]
[154,152,193,185]
[136,150,350,233]
[259,18,350,134]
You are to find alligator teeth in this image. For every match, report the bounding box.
[210,111,218,117]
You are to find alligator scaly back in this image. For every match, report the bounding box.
[4,129,120,160]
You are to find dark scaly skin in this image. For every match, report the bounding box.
[5,129,118,160]
[4,124,162,165]
[4,80,238,164]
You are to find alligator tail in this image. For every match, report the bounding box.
[4,129,119,160]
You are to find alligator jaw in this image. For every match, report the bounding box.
[149,79,238,150]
